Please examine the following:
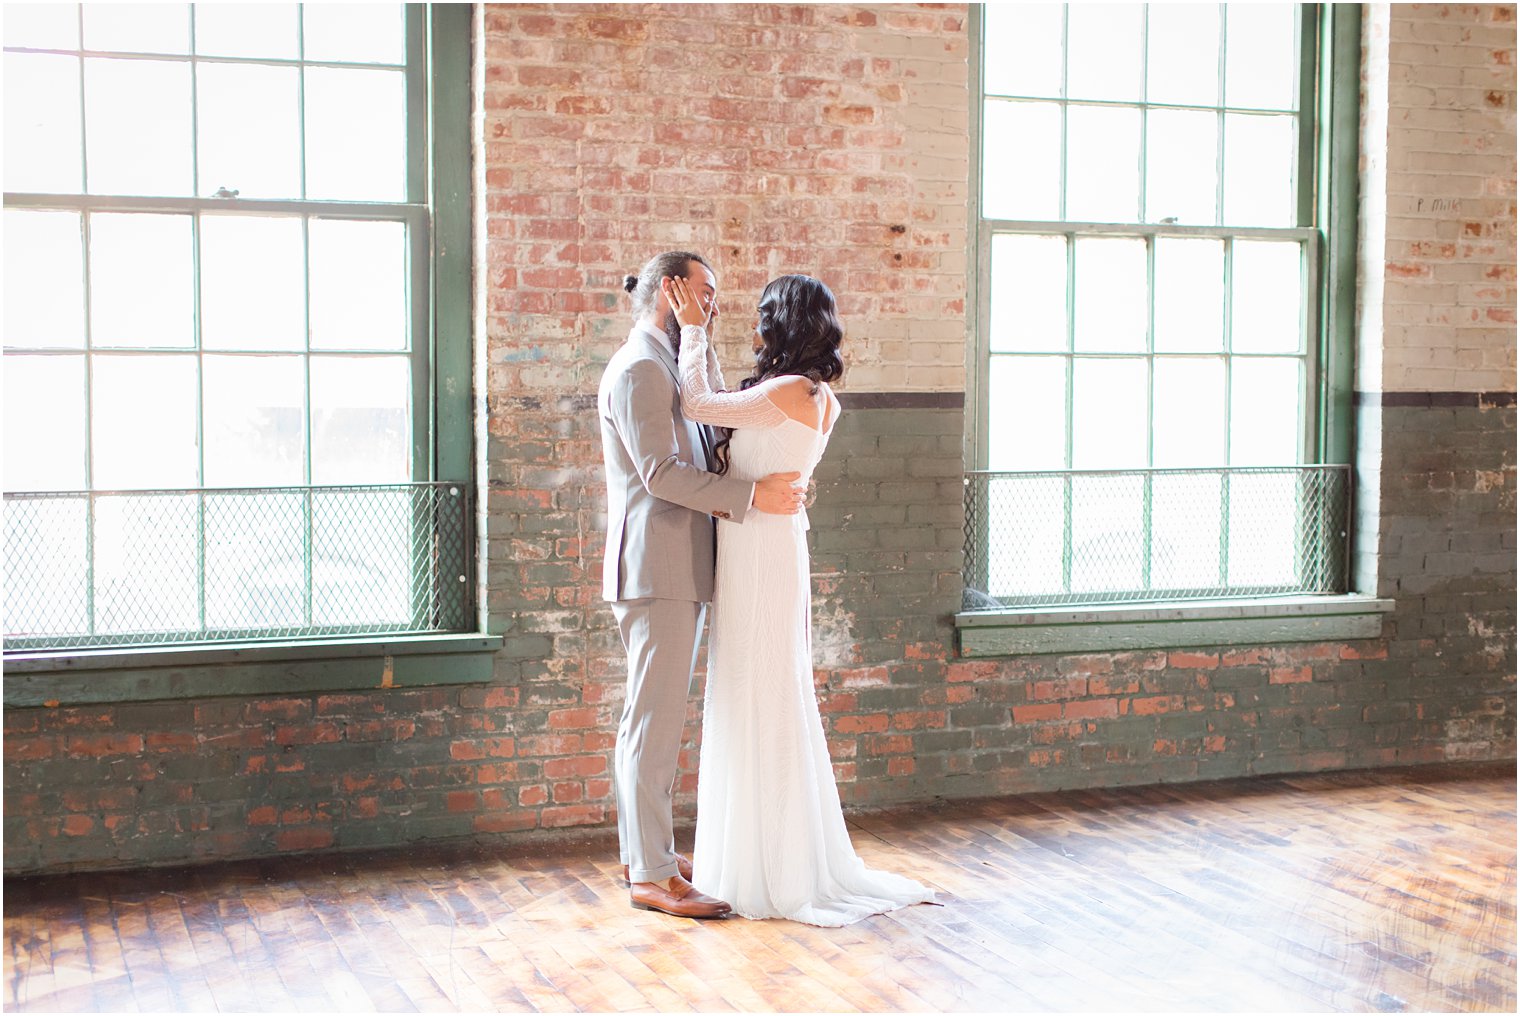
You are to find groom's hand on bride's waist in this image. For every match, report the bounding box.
[751,472,805,515]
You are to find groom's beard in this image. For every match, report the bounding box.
[661,310,681,353]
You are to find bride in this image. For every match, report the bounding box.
[661,272,935,927]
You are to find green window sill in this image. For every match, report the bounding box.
[3,632,504,706]
[955,595,1395,657]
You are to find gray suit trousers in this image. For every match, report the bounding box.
[611,596,706,884]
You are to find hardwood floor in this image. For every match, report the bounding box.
[5,762,1514,1012]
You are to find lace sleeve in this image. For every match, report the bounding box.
[678,324,788,429]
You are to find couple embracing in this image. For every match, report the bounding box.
[598,250,935,927]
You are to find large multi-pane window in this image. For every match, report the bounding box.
[3,4,471,649]
[968,3,1350,607]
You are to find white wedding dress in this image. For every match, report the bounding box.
[677,325,935,927]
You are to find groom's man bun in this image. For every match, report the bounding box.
[625,250,712,320]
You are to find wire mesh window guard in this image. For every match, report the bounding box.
[4,482,472,651]
[962,465,1350,609]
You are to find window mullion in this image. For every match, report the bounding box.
[1221,236,1235,586]
[1062,232,1075,596]
[1058,4,1069,222]
[1143,235,1156,592]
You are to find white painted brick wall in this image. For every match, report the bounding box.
[1364,3,1517,394]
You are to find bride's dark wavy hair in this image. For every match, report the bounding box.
[711,274,844,474]
[741,274,845,391]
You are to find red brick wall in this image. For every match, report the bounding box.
[476,2,969,397]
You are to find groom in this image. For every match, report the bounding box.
[598,250,804,919]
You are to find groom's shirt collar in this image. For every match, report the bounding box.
[634,320,674,350]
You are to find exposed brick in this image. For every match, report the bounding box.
[146,732,197,753]
[1029,678,1088,702]
[271,723,341,746]
[1064,699,1119,721]
[541,805,606,829]
[1269,667,1315,686]
[832,714,889,735]
[274,827,334,852]
[459,687,521,709]
[1011,704,1062,724]
[5,739,54,762]
[446,791,479,814]
[543,755,606,779]
[474,812,538,833]
[65,735,143,758]
[1133,696,1186,717]
[546,708,598,730]
[245,699,311,722]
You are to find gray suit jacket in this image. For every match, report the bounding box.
[598,323,754,603]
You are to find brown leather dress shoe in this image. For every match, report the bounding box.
[622,853,693,885]
[629,874,732,919]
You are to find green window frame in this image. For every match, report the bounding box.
[2,3,479,660]
[964,3,1360,612]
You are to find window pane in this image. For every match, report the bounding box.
[204,491,305,630]
[91,354,199,489]
[985,476,1065,598]
[4,355,87,492]
[5,210,86,349]
[193,3,298,59]
[1071,474,1144,593]
[1066,105,1140,223]
[1230,358,1301,466]
[983,3,1062,98]
[1067,3,1142,102]
[1152,357,1226,467]
[1223,113,1296,227]
[310,356,410,484]
[988,355,1066,471]
[84,57,193,196]
[4,53,83,194]
[1226,5,1298,110]
[302,3,406,64]
[1154,237,1223,352]
[81,3,189,54]
[309,219,407,350]
[1073,237,1147,353]
[196,63,301,199]
[1231,240,1303,353]
[89,213,194,348]
[989,234,1066,353]
[982,100,1061,221]
[202,355,305,487]
[1227,473,1299,587]
[200,215,306,350]
[1145,108,1218,225]
[93,494,198,634]
[1072,357,1147,468]
[5,3,80,48]
[1146,3,1221,106]
[303,66,406,201]
[4,496,88,636]
[1151,473,1223,590]
[312,490,411,626]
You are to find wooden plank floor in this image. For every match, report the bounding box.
[5,762,1515,1012]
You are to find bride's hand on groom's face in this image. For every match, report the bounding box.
[663,275,711,330]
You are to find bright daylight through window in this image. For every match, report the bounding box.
[966,2,1350,609]
[3,3,471,651]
